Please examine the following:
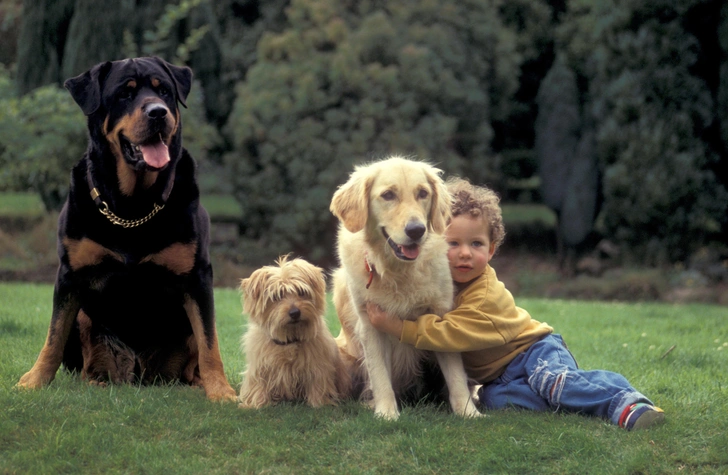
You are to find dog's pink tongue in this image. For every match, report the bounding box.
[401,244,420,259]
[140,141,170,168]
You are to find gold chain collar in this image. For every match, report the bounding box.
[90,187,165,228]
[85,159,175,229]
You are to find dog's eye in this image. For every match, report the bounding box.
[297,288,308,297]
[418,189,429,200]
[158,86,170,97]
[381,191,396,201]
[120,88,134,100]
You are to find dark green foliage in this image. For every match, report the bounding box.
[535,57,581,213]
[559,128,598,247]
[0,67,86,211]
[15,0,75,95]
[719,2,728,151]
[61,0,130,78]
[5,0,728,266]
[557,0,728,263]
[535,56,600,250]
[225,0,521,261]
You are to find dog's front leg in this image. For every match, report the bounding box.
[18,275,80,388]
[359,320,400,420]
[436,352,482,418]
[184,293,236,402]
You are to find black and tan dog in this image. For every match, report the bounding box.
[16,57,236,401]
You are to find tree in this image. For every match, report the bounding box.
[15,0,75,95]
[0,80,86,210]
[60,0,130,79]
[718,2,728,156]
[535,56,600,267]
[225,0,521,263]
[558,0,728,264]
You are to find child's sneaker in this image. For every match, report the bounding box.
[619,403,665,430]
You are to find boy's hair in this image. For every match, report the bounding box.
[446,177,505,251]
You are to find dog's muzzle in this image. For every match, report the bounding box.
[382,226,423,261]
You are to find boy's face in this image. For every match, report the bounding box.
[446,215,496,285]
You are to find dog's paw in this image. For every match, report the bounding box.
[204,380,238,402]
[374,402,400,421]
[452,399,484,418]
[16,370,51,389]
[374,409,400,421]
[462,407,485,418]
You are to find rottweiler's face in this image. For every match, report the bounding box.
[65,57,192,174]
[102,59,181,172]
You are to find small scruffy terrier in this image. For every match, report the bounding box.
[238,256,351,408]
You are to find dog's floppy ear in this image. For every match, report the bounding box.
[330,168,372,233]
[154,56,192,108]
[240,269,271,317]
[308,264,328,306]
[424,165,452,235]
[64,61,113,116]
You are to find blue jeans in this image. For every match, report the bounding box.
[478,334,653,425]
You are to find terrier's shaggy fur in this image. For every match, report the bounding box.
[238,256,350,408]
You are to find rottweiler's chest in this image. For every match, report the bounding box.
[63,236,198,280]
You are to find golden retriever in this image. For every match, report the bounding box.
[330,156,481,420]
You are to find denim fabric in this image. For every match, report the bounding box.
[478,334,653,425]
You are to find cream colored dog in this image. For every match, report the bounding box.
[238,256,350,408]
[331,156,481,420]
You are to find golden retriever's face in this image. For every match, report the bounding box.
[368,165,436,260]
[330,157,451,262]
[240,257,327,344]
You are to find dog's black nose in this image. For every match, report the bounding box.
[146,103,168,120]
[289,307,301,321]
[405,221,426,241]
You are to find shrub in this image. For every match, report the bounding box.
[224,0,521,262]
[557,0,728,264]
[0,71,86,211]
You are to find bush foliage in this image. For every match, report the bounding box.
[224,0,521,260]
[555,0,728,263]
[0,69,86,211]
[3,0,728,265]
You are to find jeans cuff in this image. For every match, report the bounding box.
[610,390,652,425]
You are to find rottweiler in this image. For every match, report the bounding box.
[17,57,236,401]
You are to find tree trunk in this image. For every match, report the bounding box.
[61,0,131,79]
[16,0,75,95]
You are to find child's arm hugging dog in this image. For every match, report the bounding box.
[366,177,665,431]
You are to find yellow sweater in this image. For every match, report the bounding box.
[400,264,553,383]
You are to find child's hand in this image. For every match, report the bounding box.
[365,302,404,338]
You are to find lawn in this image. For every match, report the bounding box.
[1,284,727,474]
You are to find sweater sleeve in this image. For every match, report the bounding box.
[400,302,509,352]
[400,266,535,352]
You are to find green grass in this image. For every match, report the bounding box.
[0,192,242,221]
[0,192,45,218]
[501,203,556,227]
[201,194,242,220]
[2,192,550,226]
[2,287,727,474]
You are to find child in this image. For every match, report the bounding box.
[366,177,665,430]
